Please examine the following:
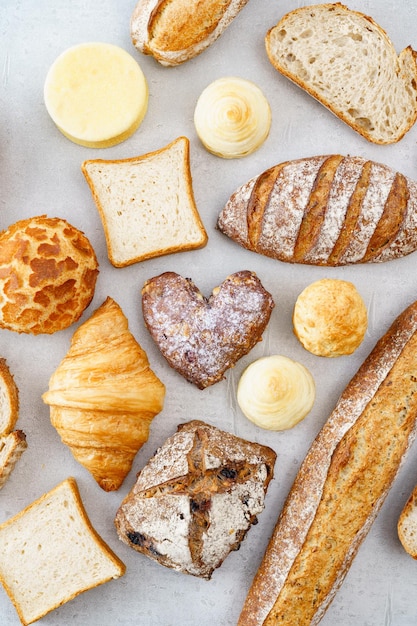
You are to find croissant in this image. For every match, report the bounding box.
[42,297,166,491]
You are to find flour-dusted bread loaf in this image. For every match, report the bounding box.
[0,359,26,490]
[115,420,276,579]
[265,3,417,144]
[82,137,207,267]
[0,477,125,625]
[0,215,99,333]
[398,483,417,559]
[131,0,250,66]
[217,155,417,266]
[238,299,417,626]
[142,270,274,388]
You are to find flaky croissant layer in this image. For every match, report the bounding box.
[43,297,165,491]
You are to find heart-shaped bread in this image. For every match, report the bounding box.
[142,271,274,389]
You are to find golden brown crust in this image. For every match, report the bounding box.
[131,0,249,65]
[42,297,165,491]
[238,299,417,625]
[217,155,417,266]
[0,215,98,334]
[0,358,19,435]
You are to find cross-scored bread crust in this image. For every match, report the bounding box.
[115,420,276,579]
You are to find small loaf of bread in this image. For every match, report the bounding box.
[131,0,250,66]
[217,155,417,266]
[238,299,417,625]
[115,420,276,579]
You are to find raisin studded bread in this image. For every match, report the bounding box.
[217,155,417,266]
[114,420,276,579]
[265,3,417,144]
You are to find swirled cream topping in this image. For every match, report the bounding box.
[237,355,315,430]
[194,77,271,158]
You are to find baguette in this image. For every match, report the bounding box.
[131,0,250,66]
[217,154,417,266]
[238,299,417,626]
[265,3,417,144]
[397,483,417,559]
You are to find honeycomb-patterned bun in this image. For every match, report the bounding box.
[0,215,99,334]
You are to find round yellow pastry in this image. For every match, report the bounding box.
[193,76,271,158]
[293,279,368,357]
[44,42,149,148]
[237,355,315,430]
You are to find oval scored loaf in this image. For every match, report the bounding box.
[217,155,417,266]
[131,0,250,66]
[238,298,417,625]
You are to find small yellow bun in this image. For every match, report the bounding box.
[44,42,149,148]
[293,279,368,357]
[194,77,271,158]
[237,355,315,430]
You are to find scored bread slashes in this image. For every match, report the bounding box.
[0,477,125,626]
[265,2,417,144]
[82,137,208,267]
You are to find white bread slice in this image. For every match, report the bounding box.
[398,484,417,558]
[0,477,125,625]
[265,2,417,144]
[82,136,208,267]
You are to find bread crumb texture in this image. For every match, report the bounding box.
[265,3,417,143]
[0,215,98,334]
[44,42,148,148]
[0,477,125,625]
[82,137,208,267]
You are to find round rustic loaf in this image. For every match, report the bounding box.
[0,215,99,334]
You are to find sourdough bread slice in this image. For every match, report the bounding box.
[265,2,417,144]
[398,484,417,558]
[82,136,208,267]
[0,477,125,625]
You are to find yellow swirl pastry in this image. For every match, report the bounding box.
[237,355,315,430]
[293,279,368,357]
[44,43,148,148]
[194,77,271,158]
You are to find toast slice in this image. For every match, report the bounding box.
[398,484,417,558]
[265,3,417,144]
[0,477,125,625]
[82,136,208,267]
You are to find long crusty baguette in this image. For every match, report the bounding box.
[217,154,417,266]
[265,3,417,144]
[131,0,250,66]
[238,299,417,626]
